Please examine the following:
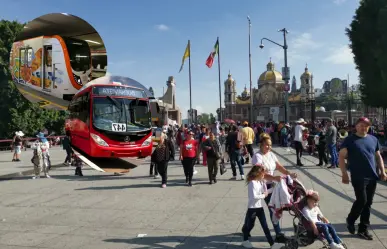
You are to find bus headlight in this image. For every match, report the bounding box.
[91,133,109,147]
[141,136,152,147]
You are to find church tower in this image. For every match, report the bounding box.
[291,76,297,93]
[224,71,237,105]
[300,64,314,102]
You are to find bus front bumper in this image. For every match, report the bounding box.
[90,143,153,158]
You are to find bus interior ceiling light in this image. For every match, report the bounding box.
[85,40,101,45]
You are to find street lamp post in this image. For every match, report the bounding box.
[259,28,290,123]
[247,16,253,124]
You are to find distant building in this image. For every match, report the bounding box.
[323,78,348,95]
[291,76,297,93]
[150,76,182,126]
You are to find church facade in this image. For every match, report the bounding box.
[222,59,315,123]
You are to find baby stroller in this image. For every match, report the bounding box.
[282,180,348,249]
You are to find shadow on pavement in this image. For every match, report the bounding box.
[103,233,271,249]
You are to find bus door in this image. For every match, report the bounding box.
[51,40,63,91]
[42,45,52,91]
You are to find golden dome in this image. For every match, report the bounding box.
[259,70,283,81]
[258,58,283,83]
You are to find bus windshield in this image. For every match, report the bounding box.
[92,97,151,132]
[63,37,91,72]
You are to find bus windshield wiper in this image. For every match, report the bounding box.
[106,96,121,110]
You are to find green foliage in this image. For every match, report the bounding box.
[346,0,387,108]
[197,113,216,124]
[0,19,66,138]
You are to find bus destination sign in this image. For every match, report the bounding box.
[93,86,146,98]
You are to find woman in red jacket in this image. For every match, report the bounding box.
[180,130,198,186]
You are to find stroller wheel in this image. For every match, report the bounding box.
[284,238,299,249]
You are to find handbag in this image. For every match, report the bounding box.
[220,159,227,175]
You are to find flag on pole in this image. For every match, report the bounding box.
[205,38,219,68]
[179,41,190,73]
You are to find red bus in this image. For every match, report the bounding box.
[66,75,154,158]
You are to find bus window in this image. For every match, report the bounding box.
[27,48,33,67]
[63,37,91,72]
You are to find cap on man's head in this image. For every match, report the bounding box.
[243,121,249,126]
[237,121,241,125]
[356,117,371,125]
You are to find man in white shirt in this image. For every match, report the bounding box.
[294,118,306,166]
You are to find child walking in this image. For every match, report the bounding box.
[241,166,275,248]
[302,190,345,249]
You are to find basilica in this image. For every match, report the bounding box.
[221,59,315,122]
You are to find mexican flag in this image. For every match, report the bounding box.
[205,39,219,68]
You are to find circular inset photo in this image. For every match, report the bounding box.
[9,13,107,110]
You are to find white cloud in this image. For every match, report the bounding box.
[155,24,169,31]
[269,32,321,66]
[292,33,322,50]
[323,45,354,65]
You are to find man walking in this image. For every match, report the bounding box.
[241,121,255,163]
[339,117,387,240]
[326,119,338,169]
[293,118,306,166]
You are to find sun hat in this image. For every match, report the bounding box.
[296,118,305,124]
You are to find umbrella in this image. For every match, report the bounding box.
[224,119,235,124]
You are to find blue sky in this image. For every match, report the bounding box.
[2,0,359,118]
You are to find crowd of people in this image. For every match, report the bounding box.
[151,116,386,248]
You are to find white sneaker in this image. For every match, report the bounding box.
[330,242,342,249]
[32,176,40,179]
[241,240,253,248]
[241,175,245,180]
[193,167,198,175]
[336,244,345,249]
[45,174,51,178]
[154,174,160,179]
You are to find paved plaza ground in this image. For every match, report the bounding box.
[0,146,386,249]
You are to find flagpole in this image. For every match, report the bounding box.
[188,40,193,124]
[217,37,222,122]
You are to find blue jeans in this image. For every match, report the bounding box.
[230,151,244,176]
[316,222,341,244]
[328,144,338,166]
[281,134,288,147]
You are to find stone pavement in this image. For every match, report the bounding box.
[0,146,385,249]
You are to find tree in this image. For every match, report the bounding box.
[0,19,67,138]
[198,113,209,124]
[346,0,387,108]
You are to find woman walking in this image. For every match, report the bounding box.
[180,130,198,186]
[202,132,222,184]
[151,132,174,188]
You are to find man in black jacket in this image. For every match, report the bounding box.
[225,125,245,180]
